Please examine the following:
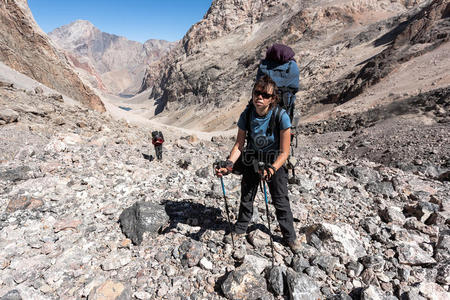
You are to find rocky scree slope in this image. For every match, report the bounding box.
[0,0,105,112]
[141,0,448,133]
[0,79,449,299]
[49,20,176,96]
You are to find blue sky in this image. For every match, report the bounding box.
[28,0,213,43]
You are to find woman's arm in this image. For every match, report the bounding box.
[228,128,246,164]
[272,127,291,171]
[215,128,246,176]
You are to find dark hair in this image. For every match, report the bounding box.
[252,75,279,108]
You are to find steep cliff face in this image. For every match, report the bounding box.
[140,0,448,132]
[0,0,105,112]
[304,0,450,108]
[49,20,176,95]
[183,0,288,53]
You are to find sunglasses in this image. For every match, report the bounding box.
[253,90,274,98]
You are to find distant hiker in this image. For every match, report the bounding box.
[214,75,302,254]
[257,43,300,182]
[151,131,164,161]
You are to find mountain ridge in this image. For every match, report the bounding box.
[0,0,105,112]
[139,0,449,133]
[49,19,177,95]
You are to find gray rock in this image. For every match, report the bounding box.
[379,206,406,225]
[404,201,440,223]
[0,290,21,300]
[401,289,426,300]
[243,254,270,275]
[359,255,385,272]
[179,240,204,268]
[305,223,367,262]
[304,266,326,280]
[199,257,213,270]
[0,166,31,182]
[398,266,411,282]
[266,265,287,296]
[221,264,269,300]
[292,255,310,273]
[286,269,321,300]
[195,166,210,178]
[177,158,192,169]
[360,217,381,235]
[397,243,436,266]
[361,268,379,286]
[311,254,339,274]
[119,201,169,245]
[0,109,19,124]
[435,231,450,262]
[340,165,381,184]
[436,262,450,285]
[361,285,384,300]
[346,260,364,278]
[297,176,315,192]
[417,281,450,300]
[365,181,395,198]
[101,252,132,271]
[328,292,352,300]
[308,233,322,250]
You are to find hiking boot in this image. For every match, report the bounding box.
[287,239,302,254]
[223,232,246,245]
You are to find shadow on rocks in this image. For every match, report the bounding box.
[154,96,167,116]
[161,200,230,241]
[213,271,231,297]
[247,223,284,244]
[142,153,154,162]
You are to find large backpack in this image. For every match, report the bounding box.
[250,44,300,182]
[256,44,300,123]
[151,131,164,145]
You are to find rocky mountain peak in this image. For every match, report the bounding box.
[0,0,105,112]
[50,19,100,48]
[183,0,289,53]
[49,20,176,95]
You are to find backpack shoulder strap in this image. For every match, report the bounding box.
[266,106,283,136]
[245,102,253,143]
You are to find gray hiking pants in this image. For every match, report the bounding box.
[234,165,296,242]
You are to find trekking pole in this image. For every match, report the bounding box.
[220,176,235,249]
[258,162,275,267]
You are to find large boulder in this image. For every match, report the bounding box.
[286,269,321,300]
[305,223,368,262]
[119,201,169,245]
[221,263,271,300]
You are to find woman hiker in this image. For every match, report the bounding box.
[214,75,301,254]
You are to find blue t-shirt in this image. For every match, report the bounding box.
[237,106,291,153]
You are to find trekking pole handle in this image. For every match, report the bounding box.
[257,161,265,177]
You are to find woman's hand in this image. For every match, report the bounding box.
[261,164,276,181]
[258,163,277,181]
[214,160,233,177]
